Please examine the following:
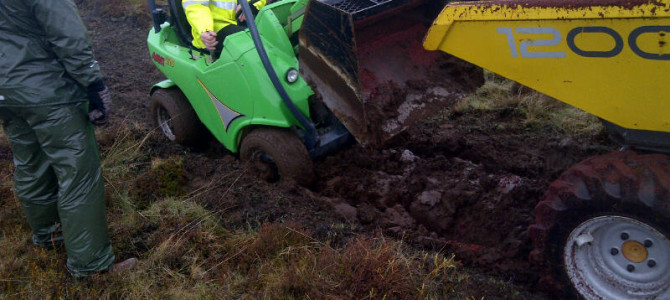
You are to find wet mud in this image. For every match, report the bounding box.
[310,114,614,282]
[74,7,617,297]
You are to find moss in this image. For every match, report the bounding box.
[131,157,188,209]
[0,185,13,207]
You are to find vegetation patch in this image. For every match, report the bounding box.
[454,71,604,137]
[132,157,189,208]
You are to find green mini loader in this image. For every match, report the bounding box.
[147,0,347,185]
[147,0,480,184]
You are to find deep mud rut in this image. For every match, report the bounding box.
[313,117,614,278]
[51,7,617,298]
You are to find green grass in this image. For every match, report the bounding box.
[0,67,601,299]
[454,71,605,138]
[1,122,534,299]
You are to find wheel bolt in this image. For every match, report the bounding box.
[648,260,656,268]
[644,239,653,248]
[621,232,629,240]
[627,264,635,272]
[611,248,619,255]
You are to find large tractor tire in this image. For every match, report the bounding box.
[150,88,207,147]
[240,127,314,186]
[529,150,670,299]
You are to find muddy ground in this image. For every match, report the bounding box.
[34,6,617,298]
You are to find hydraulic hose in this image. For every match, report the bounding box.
[237,0,319,150]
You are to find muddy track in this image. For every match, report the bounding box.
[86,9,616,297]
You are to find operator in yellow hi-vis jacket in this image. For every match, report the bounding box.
[183,0,267,52]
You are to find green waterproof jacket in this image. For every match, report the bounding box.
[0,0,102,107]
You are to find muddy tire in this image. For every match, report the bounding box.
[529,150,670,299]
[240,127,314,186]
[150,88,207,147]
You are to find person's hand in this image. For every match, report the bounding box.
[87,79,112,125]
[200,31,218,50]
[236,4,246,22]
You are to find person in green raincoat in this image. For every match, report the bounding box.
[0,0,136,277]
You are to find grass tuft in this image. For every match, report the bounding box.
[0,113,537,299]
[454,71,605,137]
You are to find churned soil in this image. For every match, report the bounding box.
[76,5,616,298]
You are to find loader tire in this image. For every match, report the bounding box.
[240,127,314,186]
[150,88,207,147]
[529,150,670,299]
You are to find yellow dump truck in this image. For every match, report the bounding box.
[298,0,669,298]
[423,0,670,298]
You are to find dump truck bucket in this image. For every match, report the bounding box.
[299,0,483,147]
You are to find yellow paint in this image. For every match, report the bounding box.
[621,240,648,263]
[424,0,670,133]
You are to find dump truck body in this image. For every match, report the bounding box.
[424,0,670,151]
[423,1,670,298]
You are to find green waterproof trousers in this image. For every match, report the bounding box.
[0,102,115,277]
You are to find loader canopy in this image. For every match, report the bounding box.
[299,0,483,147]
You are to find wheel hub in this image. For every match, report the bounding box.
[621,240,647,263]
[250,150,279,182]
[564,215,670,299]
[157,106,176,141]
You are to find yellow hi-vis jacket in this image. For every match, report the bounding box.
[183,0,266,49]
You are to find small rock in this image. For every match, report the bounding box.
[382,204,415,228]
[418,190,441,207]
[559,137,573,147]
[400,149,416,163]
[333,202,357,221]
[497,175,522,194]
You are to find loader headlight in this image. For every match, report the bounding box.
[286,68,299,83]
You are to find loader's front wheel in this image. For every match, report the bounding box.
[240,127,314,186]
[150,88,206,147]
[529,151,670,299]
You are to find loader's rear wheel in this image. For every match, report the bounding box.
[529,151,670,299]
[150,88,207,147]
[240,127,314,186]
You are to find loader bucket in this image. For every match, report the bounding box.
[299,0,483,147]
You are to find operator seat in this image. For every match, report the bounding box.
[168,0,194,47]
